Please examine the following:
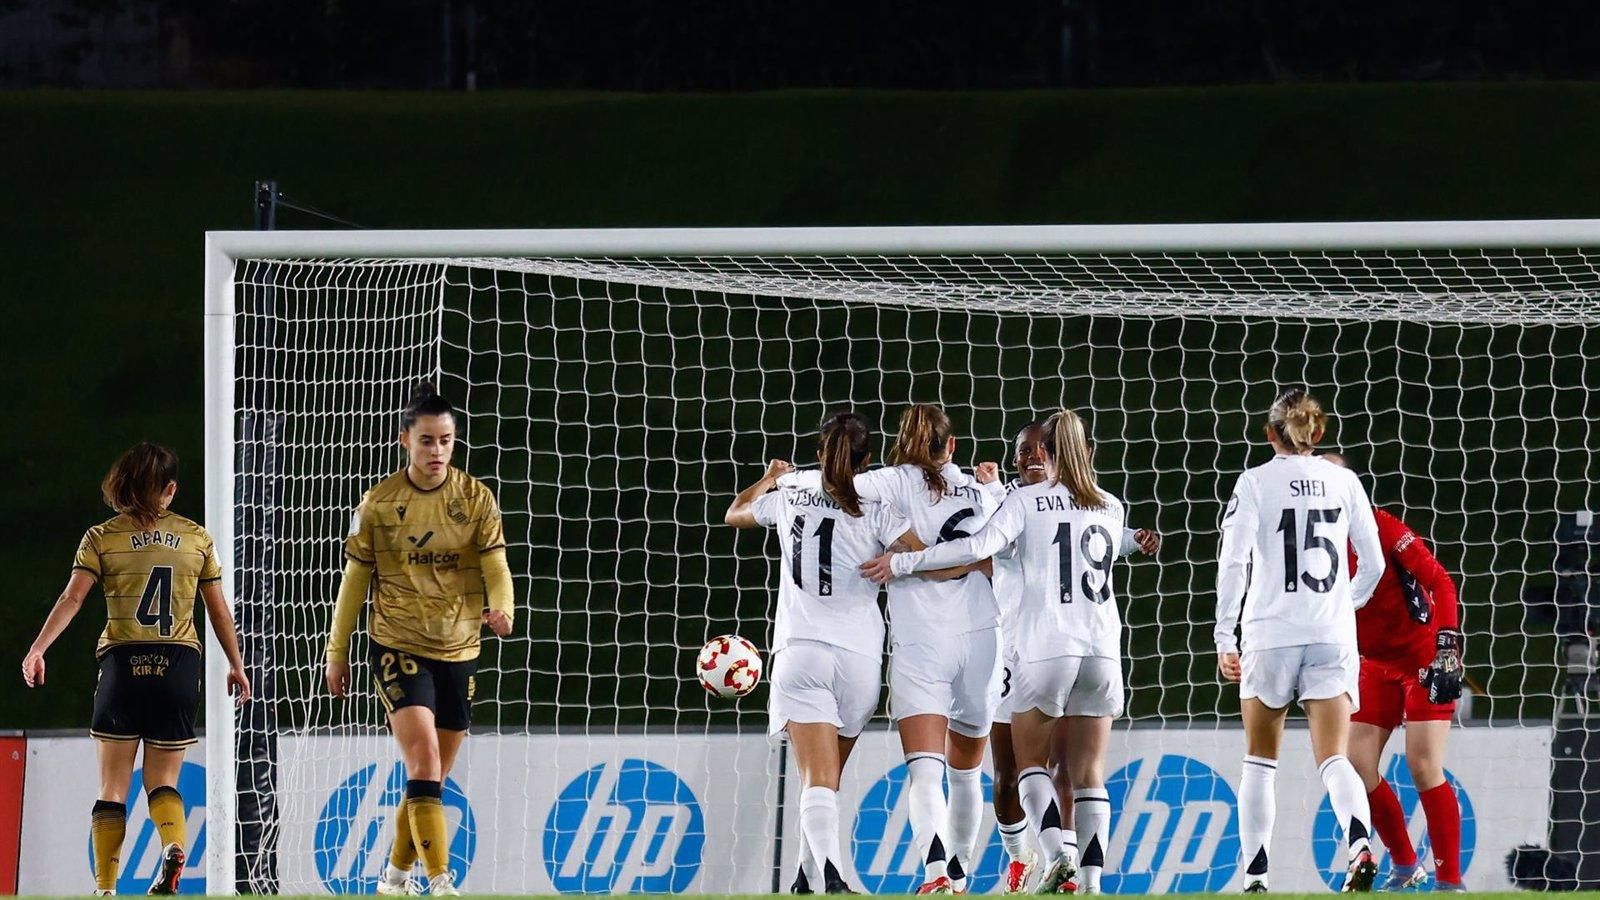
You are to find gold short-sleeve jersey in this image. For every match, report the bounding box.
[73,512,221,658]
[345,467,507,662]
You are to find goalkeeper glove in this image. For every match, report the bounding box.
[1420,628,1464,704]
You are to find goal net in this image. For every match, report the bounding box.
[210,224,1598,895]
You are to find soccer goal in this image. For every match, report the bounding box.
[205,221,1598,896]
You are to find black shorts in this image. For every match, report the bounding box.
[370,641,477,732]
[91,644,201,749]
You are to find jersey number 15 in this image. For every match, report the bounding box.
[1277,507,1342,593]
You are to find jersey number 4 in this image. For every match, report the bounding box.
[790,516,837,596]
[135,565,175,637]
[1277,507,1342,593]
[1054,522,1114,604]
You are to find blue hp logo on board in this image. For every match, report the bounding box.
[314,762,476,893]
[543,758,704,894]
[852,764,1005,894]
[1103,754,1239,894]
[1313,755,1475,890]
[86,762,207,894]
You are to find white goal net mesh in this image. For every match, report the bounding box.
[227,244,1599,895]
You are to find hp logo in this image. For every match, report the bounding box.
[1313,756,1475,890]
[543,758,704,894]
[313,762,476,894]
[85,762,206,894]
[1104,754,1239,894]
[852,764,1005,894]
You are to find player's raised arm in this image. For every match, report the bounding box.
[725,459,794,528]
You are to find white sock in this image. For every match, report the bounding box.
[1061,828,1079,868]
[800,786,844,885]
[906,753,950,882]
[946,765,985,883]
[1018,766,1066,867]
[998,817,1031,863]
[383,864,411,885]
[1240,755,1278,887]
[1318,754,1374,860]
[796,822,821,888]
[1074,788,1111,891]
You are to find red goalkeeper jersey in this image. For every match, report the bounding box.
[1350,507,1460,668]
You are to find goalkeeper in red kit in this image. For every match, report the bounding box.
[1326,454,1465,893]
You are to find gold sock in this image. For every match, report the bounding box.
[389,797,418,870]
[405,781,450,878]
[146,786,186,849]
[90,800,127,891]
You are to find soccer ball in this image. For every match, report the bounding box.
[697,634,763,698]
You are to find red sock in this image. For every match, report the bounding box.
[1367,780,1417,867]
[1418,782,1462,884]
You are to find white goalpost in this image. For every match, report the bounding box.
[204,221,1600,896]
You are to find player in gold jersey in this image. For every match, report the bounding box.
[325,382,515,898]
[22,442,250,896]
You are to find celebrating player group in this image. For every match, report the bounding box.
[20,380,1465,897]
[729,388,1464,896]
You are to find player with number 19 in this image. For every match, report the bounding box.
[864,409,1130,895]
[21,442,251,896]
[1213,390,1385,894]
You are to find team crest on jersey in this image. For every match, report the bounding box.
[448,499,469,524]
[397,505,408,521]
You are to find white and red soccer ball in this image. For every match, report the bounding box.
[697,634,763,698]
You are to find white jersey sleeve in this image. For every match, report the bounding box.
[1214,471,1260,653]
[751,489,783,528]
[1345,473,1385,608]
[892,490,1024,574]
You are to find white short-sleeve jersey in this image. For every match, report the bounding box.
[751,486,907,659]
[891,480,1127,662]
[1213,453,1384,654]
[781,463,1001,645]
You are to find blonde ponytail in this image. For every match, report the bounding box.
[889,403,954,499]
[1268,388,1327,453]
[1044,409,1104,509]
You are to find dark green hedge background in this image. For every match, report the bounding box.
[5,83,1599,728]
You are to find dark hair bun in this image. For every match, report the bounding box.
[402,380,454,429]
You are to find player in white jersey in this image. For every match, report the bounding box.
[726,412,921,895]
[866,409,1135,895]
[1213,389,1386,894]
[976,422,1161,894]
[780,403,1002,894]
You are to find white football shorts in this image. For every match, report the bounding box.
[1240,642,1360,712]
[888,625,1002,738]
[768,639,882,738]
[1014,654,1125,719]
